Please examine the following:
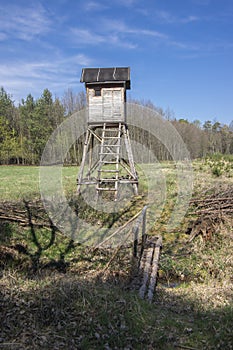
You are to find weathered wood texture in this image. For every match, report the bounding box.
[87,87,126,124]
[138,236,162,302]
[132,206,162,302]
[77,123,138,198]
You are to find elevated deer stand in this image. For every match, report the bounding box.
[77,67,138,200]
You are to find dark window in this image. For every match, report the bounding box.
[94,87,101,96]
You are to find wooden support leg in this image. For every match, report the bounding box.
[87,133,94,180]
[77,129,92,194]
[123,124,138,195]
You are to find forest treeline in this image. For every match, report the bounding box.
[0,86,232,165]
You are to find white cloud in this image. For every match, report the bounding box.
[100,19,168,39]
[125,28,167,39]
[83,0,137,11]
[102,19,202,51]
[181,15,200,23]
[70,28,106,45]
[84,1,108,11]
[155,10,176,23]
[115,0,138,7]
[70,20,167,49]
[70,25,137,49]
[0,54,93,101]
[0,54,92,80]
[0,3,52,41]
[155,10,200,24]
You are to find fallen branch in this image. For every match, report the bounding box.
[101,244,123,273]
[174,344,198,350]
[190,196,233,203]
[0,215,51,228]
[195,208,232,215]
[94,209,142,249]
[147,237,162,302]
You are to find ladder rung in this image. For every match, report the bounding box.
[97,187,116,191]
[100,161,118,164]
[103,136,120,139]
[104,131,118,134]
[102,144,119,147]
[100,179,118,182]
[98,169,119,173]
[119,179,138,183]
[78,181,97,184]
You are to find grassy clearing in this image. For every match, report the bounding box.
[0,165,90,202]
[0,159,233,349]
[0,165,80,201]
[0,165,40,200]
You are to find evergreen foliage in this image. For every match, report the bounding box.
[0,87,232,164]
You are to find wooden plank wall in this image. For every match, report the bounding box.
[87,87,125,123]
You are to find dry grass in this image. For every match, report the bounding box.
[1,265,232,349]
[0,160,233,349]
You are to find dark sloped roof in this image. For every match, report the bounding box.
[80,67,130,89]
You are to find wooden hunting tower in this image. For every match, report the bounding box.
[81,67,130,124]
[77,67,138,199]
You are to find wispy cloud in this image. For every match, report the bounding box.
[0,3,52,41]
[70,28,106,45]
[0,54,93,101]
[83,0,138,11]
[182,15,200,23]
[71,27,137,49]
[155,10,200,24]
[0,54,92,80]
[172,38,233,60]
[102,19,168,38]
[102,19,204,52]
[117,0,138,7]
[155,10,176,23]
[83,1,108,12]
[168,40,200,50]
[70,19,167,49]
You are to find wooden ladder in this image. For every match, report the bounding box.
[97,123,122,200]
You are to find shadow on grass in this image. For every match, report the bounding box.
[0,200,76,275]
[0,194,143,276]
[23,199,73,273]
[0,273,232,350]
[0,194,141,278]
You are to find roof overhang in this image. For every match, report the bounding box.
[81,67,130,89]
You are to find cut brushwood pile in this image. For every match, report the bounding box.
[186,184,233,242]
[0,199,52,228]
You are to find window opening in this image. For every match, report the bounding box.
[94,87,101,96]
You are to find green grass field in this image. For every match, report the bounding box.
[0,165,80,200]
[0,160,232,349]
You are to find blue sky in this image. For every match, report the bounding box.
[0,0,233,125]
